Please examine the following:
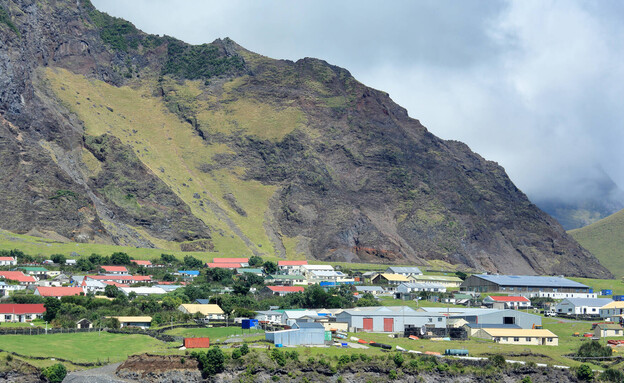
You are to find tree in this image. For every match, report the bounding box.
[455,271,467,280]
[262,260,278,275]
[163,273,175,282]
[104,284,121,298]
[202,346,225,376]
[577,364,594,381]
[161,253,177,264]
[50,254,66,265]
[42,363,67,383]
[110,252,131,265]
[577,340,612,358]
[183,255,203,269]
[75,258,94,272]
[44,297,61,322]
[248,255,263,267]
[233,283,250,296]
[88,253,107,265]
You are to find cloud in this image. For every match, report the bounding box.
[91,0,624,204]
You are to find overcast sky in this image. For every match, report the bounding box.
[92,0,624,204]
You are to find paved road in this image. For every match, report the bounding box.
[63,363,135,383]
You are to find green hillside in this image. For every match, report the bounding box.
[570,208,624,278]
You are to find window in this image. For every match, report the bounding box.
[438,317,443,322]
[502,337,508,342]
[428,318,433,322]
[514,337,520,342]
[547,338,553,342]
[4,315,10,320]
[495,337,501,341]
[509,287,514,291]
[526,337,531,342]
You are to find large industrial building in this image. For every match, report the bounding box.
[460,274,590,295]
[335,306,446,332]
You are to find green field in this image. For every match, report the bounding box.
[0,332,166,364]
[570,277,624,296]
[570,209,624,278]
[164,326,264,342]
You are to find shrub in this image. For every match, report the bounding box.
[232,349,242,360]
[389,370,398,380]
[338,355,350,366]
[521,377,532,383]
[240,343,249,356]
[271,349,286,367]
[42,363,67,383]
[576,364,594,381]
[601,368,624,382]
[286,350,299,361]
[577,340,612,358]
[360,354,370,362]
[393,352,404,368]
[488,354,507,368]
[5,354,12,362]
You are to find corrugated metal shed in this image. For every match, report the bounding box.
[471,274,588,288]
[184,338,210,348]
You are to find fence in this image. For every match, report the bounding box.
[0,326,100,336]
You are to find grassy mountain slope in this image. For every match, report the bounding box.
[570,208,624,278]
[0,0,612,277]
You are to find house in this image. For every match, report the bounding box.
[555,298,613,317]
[306,270,352,284]
[236,268,264,276]
[473,328,558,346]
[396,283,446,294]
[483,296,531,309]
[81,279,107,294]
[464,323,521,337]
[99,266,129,275]
[265,322,326,346]
[178,304,225,320]
[336,306,447,332]
[460,274,591,296]
[177,270,200,278]
[263,286,305,297]
[0,271,36,285]
[0,281,26,296]
[301,265,334,279]
[385,266,423,276]
[120,287,166,296]
[265,274,307,286]
[154,284,183,293]
[255,310,282,324]
[108,316,152,329]
[355,286,386,295]
[0,304,45,322]
[278,260,308,275]
[599,301,624,319]
[410,275,463,288]
[130,260,153,267]
[280,310,319,326]
[372,273,410,285]
[18,267,48,278]
[76,318,93,329]
[213,258,249,267]
[64,259,77,266]
[85,275,152,284]
[594,323,623,338]
[34,286,83,298]
[206,263,241,269]
[0,256,16,266]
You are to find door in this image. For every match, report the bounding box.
[363,318,373,331]
[384,318,394,332]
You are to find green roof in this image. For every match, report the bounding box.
[269,274,305,279]
[236,268,264,274]
[19,267,48,272]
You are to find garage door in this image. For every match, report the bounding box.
[363,318,373,331]
[384,318,394,332]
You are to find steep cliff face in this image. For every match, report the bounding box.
[0,0,611,277]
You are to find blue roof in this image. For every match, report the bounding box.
[472,274,589,289]
[178,270,200,275]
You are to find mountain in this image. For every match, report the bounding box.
[0,0,611,278]
[569,208,624,278]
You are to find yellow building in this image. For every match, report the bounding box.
[178,304,225,320]
[372,273,410,285]
[473,328,558,346]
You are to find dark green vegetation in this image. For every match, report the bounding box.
[0,0,611,277]
[0,6,19,36]
[41,363,67,383]
[570,208,624,278]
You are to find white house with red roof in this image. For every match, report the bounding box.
[34,286,84,298]
[213,258,249,267]
[99,266,129,275]
[130,260,153,267]
[0,304,45,322]
[0,271,36,285]
[483,295,531,309]
[85,274,152,284]
[263,286,305,297]
[206,263,241,269]
[278,260,308,275]
[0,257,17,266]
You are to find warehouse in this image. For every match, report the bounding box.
[460,274,590,294]
[265,322,326,346]
[335,306,446,333]
[420,307,542,329]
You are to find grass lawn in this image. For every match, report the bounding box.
[0,320,46,328]
[0,332,166,364]
[569,277,624,296]
[164,326,264,342]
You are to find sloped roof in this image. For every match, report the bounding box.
[482,328,558,338]
[278,261,308,266]
[108,316,152,323]
[0,271,36,283]
[596,323,623,330]
[102,281,129,288]
[267,286,304,293]
[355,286,385,292]
[375,273,409,282]
[560,298,612,307]
[130,260,152,266]
[213,258,248,263]
[471,274,588,288]
[386,266,422,274]
[413,275,462,282]
[0,257,15,261]
[120,287,166,295]
[487,296,530,302]
[100,266,128,272]
[179,304,224,315]
[36,286,83,297]
[600,301,624,309]
[206,263,241,269]
[0,304,45,314]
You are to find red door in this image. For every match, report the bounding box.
[363,318,373,331]
[384,318,394,332]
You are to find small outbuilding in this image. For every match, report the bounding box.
[76,318,93,329]
[594,323,624,338]
[265,322,325,346]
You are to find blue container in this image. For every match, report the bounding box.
[614,295,624,301]
[341,343,348,347]
[242,319,251,329]
[276,344,283,348]
[601,289,613,296]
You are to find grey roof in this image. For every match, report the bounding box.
[399,282,445,289]
[310,270,344,277]
[355,286,384,292]
[195,299,210,304]
[339,306,442,317]
[294,322,325,330]
[471,274,589,289]
[386,266,423,274]
[559,298,613,307]
[465,323,521,329]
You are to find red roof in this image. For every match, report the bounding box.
[213,258,248,263]
[103,281,129,288]
[488,296,530,302]
[130,260,152,266]
[184,337,210,348]
[207,263,241,269]
[0,257,15,261]
[0,304,45,314]
[100,266,128,272]
[132,275,152,282]
[267,286,305,293]
[278,261,308,266]
[86,275,151,282]
[36,286,83,297]
[0,271,36,283]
